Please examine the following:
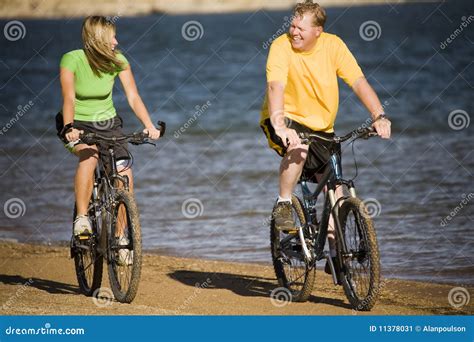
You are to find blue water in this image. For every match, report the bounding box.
[0,1,473,285]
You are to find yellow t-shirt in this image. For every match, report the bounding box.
[260,32,364,132]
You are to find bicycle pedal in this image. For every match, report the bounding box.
[77,234,91,240]
[284,229,298,235]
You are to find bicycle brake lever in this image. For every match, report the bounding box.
[80,133,96,146]
[362,131,378,139]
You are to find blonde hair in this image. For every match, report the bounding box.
[293,0,327,28]
[82,16,125,77]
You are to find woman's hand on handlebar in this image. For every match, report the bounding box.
[143,126,161,140]
[65,128,84,142]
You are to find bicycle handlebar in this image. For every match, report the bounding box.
[299,125,377,144]
[79,121,166,146]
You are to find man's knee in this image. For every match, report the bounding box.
[284,144,309,165]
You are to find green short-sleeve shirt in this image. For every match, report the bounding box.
[60,49,129,122]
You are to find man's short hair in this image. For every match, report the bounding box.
[293,0,327,28]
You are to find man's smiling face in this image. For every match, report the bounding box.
[289,14,323,52]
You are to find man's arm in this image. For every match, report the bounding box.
[268,81,300,147]
[352,77,391,139]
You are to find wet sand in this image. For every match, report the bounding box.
[0,241,472,315]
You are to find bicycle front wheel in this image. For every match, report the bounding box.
[107,189,142,303]
[338,197,381,311]
[270,195,315,302]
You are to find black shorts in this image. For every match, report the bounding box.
[260,118,341,180]
[55,112,130,168]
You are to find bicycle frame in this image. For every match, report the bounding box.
[298,148,358,267]
[85,146,130,259]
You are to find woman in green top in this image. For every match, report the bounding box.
[59,16,161,236]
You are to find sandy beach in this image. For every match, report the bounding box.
[0,0,435,18]
[0,241,472,315]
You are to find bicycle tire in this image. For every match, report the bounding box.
[270,194,315,302]
[72,204,103,296]
[338,197,381,310]
[107,189,142,303]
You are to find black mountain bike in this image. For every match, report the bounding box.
[270,124,381,311]
[70,121,166,303]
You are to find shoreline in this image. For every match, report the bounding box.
[0,241,472,315]
[0,0,439,19]
[1,238,471,288]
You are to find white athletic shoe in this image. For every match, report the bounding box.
[117,236,133,266]
[73,215,92,236]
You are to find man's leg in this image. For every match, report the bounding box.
[326,184,344,254]
[317,171,344,277]
[274,144,309,231]
[279,144,309,198]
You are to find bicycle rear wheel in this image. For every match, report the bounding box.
[270,195,315,302]
[338,197,381,310]
[107,189,142,303]
[72,204,103,296]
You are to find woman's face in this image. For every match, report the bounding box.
[111,33,118,51]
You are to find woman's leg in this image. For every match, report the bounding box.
[73,144,99,216]
[116,164,133,237]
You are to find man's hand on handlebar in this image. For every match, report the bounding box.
[372,117,391,139]
[275,127,301,148]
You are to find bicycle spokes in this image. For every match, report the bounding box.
[107,189,142,303]
[343,209,371,298]
[271,195,316,302]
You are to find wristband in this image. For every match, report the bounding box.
[60,123,74,138]
[372,114,388,123]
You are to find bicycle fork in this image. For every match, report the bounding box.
[326,182,358,284]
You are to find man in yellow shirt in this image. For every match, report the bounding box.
[261,1,391,266]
